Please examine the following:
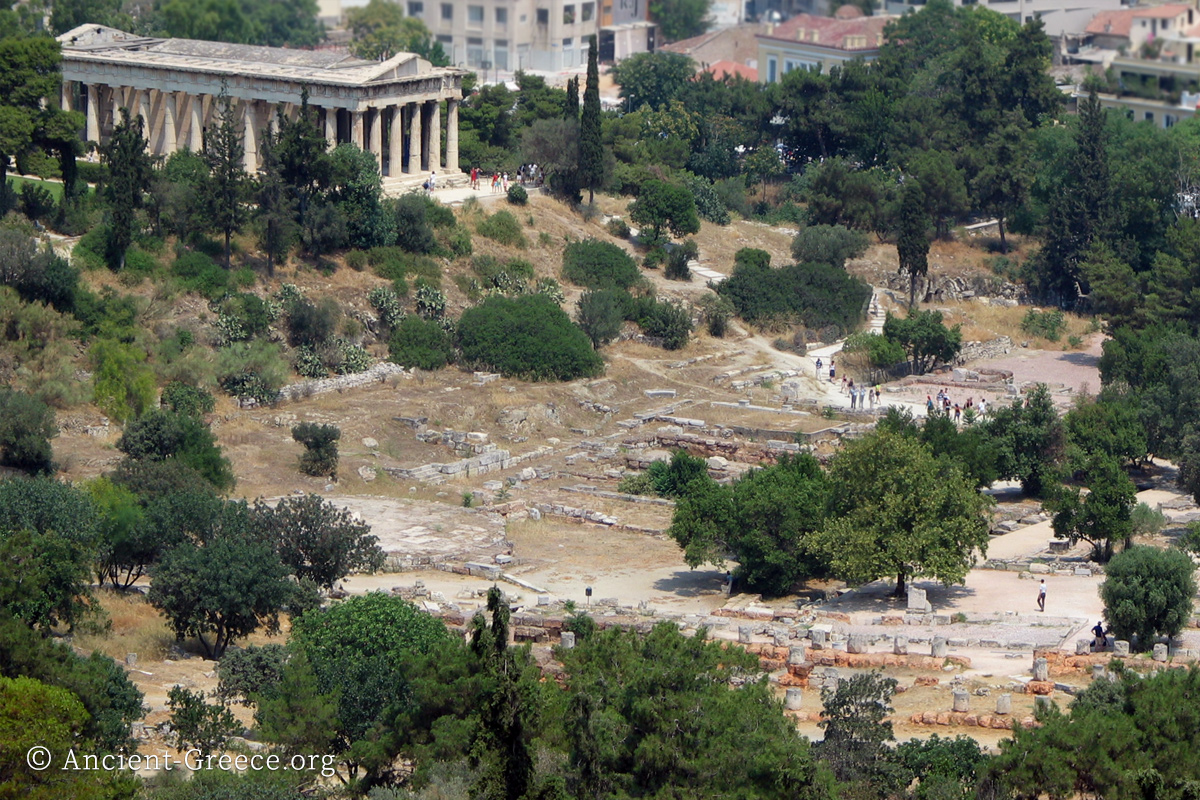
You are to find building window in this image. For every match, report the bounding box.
[440,2,452,19]
[767,56,777,83]
[563,37,573,47]
[1166,114,1178,128]
[537,8,549,23]
[582,2,594,20]
[408,0,424,14]
[564,5,576,23]
[467,36,484,66]
[468,5,484,24]
[1145,111,1155,122]
[494,39,509,69]
[496,7,507,25]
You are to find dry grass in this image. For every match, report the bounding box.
[943,301,1096,349]
[74,589,176,661]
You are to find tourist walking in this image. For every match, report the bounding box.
[815,357,822,378]
[829,360,836,383]
[1037,579,1046,612]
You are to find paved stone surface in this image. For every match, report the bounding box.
[319,495,510,569]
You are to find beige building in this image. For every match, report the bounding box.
[56,24,465,185]
[756,11,892,82]
[407,0,603,72]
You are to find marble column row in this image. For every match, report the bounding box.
[71,80,460,177]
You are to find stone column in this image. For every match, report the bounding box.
[446,98,459,172]
[368,107,382,167]
[952,690,969,713]
[784,688,803,710]
[162,92,177,154]
[351,110,364,151]
[61,80,74,112]
[389,106,404,177]
[137,89,151,134]
[429,99,442,170]
[86,84,99,142]
[243,100,258,172]
[324,107,337,149]
[995,694,1012,715]
[113,85,126,124]
[408,101,422,173]
[931,637,947,658]
[188,94,203,151]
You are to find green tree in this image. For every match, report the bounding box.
[817,672,907,795]
[101,111,153,270]
[256,124,298,276]
[791,224,869,268]
[559,622,833,800]
[972,113,1032,253]
[116,409,234,493]
[909,150,969,240]
[289,423,340,480]
[346,0,446,63]
[743,146,784,202]
[983,383,1067,497]
[202,91,249,269]
[564,76,579,120]
[575,289,625,349]
[457,294,603,381]
[216,643,288,706]
[388,315,456,370]
[0,37,64,191]
[328,142,393,249]
[610,51,696,111]
[668,454,829,595]
[166,685,239,756]
[0,529,98,633]
[811,430,992,597]
[90,339,157,425]
[1065,395,1148,469]
[561,238,640,290]
[1101,546,1196,649]
[629,179,700,244]
[580,36,605,205]
[1049,454,1136,561]
[252,493,383,589]
[0,388,56,474]
[896,179,931,307]
[49,0,125,33]
[87,476,151,589]
[882,309,961,374]
[649,0,711,42]
[148,532,292,659]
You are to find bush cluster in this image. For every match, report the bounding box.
[1021,308,1067,341]
[292,422,340,479]
[477,210,528,248]
[562,239,640,290]
[458,294,603,381]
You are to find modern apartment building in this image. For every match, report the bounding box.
[756,11,892,82]
[408,0,608,72]
[883,0,1122,38]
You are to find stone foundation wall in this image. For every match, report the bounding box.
[275,362,409,403]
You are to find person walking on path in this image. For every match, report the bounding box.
[850,387,858,410]
[815,357,822,378]
[829,360,836,383]
[1037,579,1046,612]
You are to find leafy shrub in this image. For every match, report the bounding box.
[76,161,109,185]
[161,382,215,417]
[536,277,565,304]
[791,224,869,269]
[116,409,235,492]
[647,450,710,497]
[368,246,440,288]
[0,229,79,312]
[216,341,288,405]
[172,251,229,299]
[1101,546,1197,649]
[285,297,340,348]
[665,239,698,282]
[1067,334,1083,348]
[562,239,640,290]
[388,315,456,371]
[842,331,907,368]
[1131,502,1167,537]
[73,224,109,271]
[606,218,631,239]
[643,247,666,270]
[19,182,55,222]
[458,294,603,381]
[216,644,287,706]
[617,471,658,496]
[294,346,328,379]
[391,194,439,254]
[415,284,447,320]
[718,249,871,335]
[0,388,56,474]
[166,686,238,756]
[697,293,735,338]
[368,286,404,330]
[445,226,473,257]
[636,299,692,350]
[507,184,528,205]
[345,250,368,271]
[1021,308,1067,342]
[576,289,628,348]
[477,210,528,248]
[681,172,731,225]
[292,422,340,478]
[216,293,272,344]
[334,340,371,374]
[91,339,157,423]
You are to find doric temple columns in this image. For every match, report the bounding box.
[351,111,364,151]
[408,101,422,173]
[161,91,177,153]
[446,99,458,173]
[368,108,381,168]
[243,100,258,171]
[187,93,203,151]
[389,106,404,177]
[428,99,441,171]
[324,107,337,150]
[85,84,99,142]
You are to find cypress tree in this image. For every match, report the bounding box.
[580,35,604,205]
[102,110,152,270]
[897,179,930,308]
[564,76,579,120]
[202,88,248,269]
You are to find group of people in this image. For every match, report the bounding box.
[468,167,510,194]
[844,378,880,411]
[925,389,988,423]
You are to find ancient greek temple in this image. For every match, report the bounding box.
[56,24,465,183]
